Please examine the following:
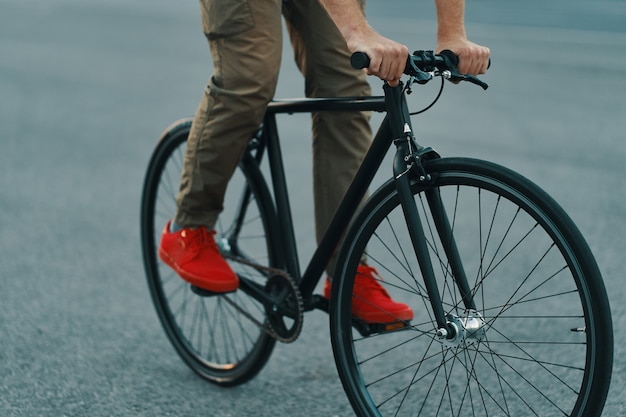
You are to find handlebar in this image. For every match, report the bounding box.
[350,50,489,90]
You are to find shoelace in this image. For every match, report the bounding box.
[182,227,215,255]
[354,266,390,298]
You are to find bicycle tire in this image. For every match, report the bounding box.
[140,119,279,386]
[330,157,612,417]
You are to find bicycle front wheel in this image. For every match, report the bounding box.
[330,157,612,417]
[140,119,278,386]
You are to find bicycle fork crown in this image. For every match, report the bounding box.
[436,310,486,348]
[394,123,439,182]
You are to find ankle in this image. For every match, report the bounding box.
[170,221,184,232]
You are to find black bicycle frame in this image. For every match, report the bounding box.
[248,83,475,332]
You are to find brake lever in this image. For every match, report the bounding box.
[461,74,489,90]
[439,50,489,90]
[408,56,434,84]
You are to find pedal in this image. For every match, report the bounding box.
[380,321,410,332]
[353,319,411,337]
[312,294,329,313]
[190,285,235,297]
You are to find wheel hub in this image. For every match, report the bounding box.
[438,310,486,348]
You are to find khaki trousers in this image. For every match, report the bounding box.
[175,0,372,273]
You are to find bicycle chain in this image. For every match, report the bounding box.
[223,255,304,343]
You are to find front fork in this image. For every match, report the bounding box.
[386,83,477,341]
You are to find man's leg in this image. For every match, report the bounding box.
[161,0,283,292]
[175,0,284,229]
[284,0,413,323]
[283,0,372,275]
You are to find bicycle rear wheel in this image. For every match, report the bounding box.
[140,119,278,386]
[330,157,612,417]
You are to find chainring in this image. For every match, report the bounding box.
[223,254,304,343]
[264,273,304,343]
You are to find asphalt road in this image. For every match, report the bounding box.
[1,0,625,416]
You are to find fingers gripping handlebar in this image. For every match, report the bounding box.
[350,50,489,90]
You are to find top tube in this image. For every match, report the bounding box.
[266,96,386,114]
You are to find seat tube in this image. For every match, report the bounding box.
[264,114,301,280]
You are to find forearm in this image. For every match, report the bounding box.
[433,0,490,74]
[317,0,370,47]
[317,0,408,85]
[435,0,467,43]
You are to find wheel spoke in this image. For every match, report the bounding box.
[330,158,611,417]
[141,128,276,385]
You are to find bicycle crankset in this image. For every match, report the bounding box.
[190,252,304,343]
[264,273,304,343]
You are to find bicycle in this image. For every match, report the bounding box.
[140,50,613,416]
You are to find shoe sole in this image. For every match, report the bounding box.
[323,292,414,324]
[158,249,239,293]
[357,309,414,324]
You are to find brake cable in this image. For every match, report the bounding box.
[406,73,445,116]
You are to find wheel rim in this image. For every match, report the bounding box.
[332,163,608,417]
[141,129,276,384]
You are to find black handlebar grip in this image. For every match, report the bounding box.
[439,49,459,67]
[352,50,490,74]
[350,52,370,69]
[439,49,491,70]
[351,52,412,73]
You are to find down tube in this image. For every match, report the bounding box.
[299,117,394,300]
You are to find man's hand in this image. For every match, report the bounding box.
[319,0,489,85]
[346,26,408,87]
[435,0,490,76]
[318,0,408,86]
[436,39,490,75]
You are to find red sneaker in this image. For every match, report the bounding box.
[158,221,239,293]
[324,265,413,324]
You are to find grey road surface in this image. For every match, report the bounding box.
[1,0,625,416]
